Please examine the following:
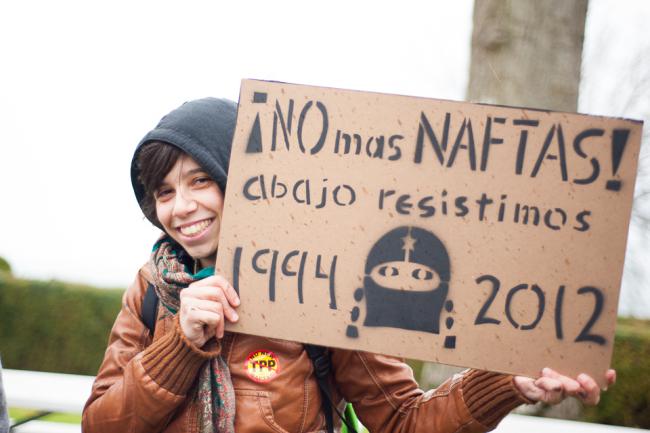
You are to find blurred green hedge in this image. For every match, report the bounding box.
[0,273,123,375]
[582,317,650,428]
[0,272,648,428]
[0,256,11,274]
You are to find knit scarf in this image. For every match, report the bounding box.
[149,236,236,433]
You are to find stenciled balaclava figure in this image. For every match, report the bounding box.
[348,226,451,336]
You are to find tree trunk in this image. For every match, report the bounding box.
[467,0,588,112]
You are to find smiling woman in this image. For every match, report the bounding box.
[82,97,613,433]
[137,146,225,268]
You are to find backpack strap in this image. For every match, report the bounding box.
[304,344,357,433]
[142,283,159,335]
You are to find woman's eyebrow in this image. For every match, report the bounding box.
[186,168,208,175]
[155,181,171,191]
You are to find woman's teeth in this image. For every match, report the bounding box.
[179,219,212,236]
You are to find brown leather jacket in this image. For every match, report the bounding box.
[83,266,527,433]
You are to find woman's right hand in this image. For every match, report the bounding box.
[179,275,240,348]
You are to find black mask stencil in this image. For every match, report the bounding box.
[346,226,454,345]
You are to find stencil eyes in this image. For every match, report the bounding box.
[412,268,434,280]
[378,265,399,277]
[370,261,441,291]
[375,265,436,280]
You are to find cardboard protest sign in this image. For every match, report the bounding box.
[216,79,643,385]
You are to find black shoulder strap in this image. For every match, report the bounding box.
[304,344,357,433]
[142,283,159,335]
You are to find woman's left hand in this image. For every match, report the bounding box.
[514,368,616,405]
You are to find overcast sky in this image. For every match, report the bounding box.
[1,0,648,316]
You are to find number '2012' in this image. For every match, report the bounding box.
[474,274,606,346]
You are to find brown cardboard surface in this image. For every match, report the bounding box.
[215,79,643,386]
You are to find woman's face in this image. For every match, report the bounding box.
[155,155,224,268]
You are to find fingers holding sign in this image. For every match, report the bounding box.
[179,275,240,348]
[574,369,616,405]
[514,368,616,406]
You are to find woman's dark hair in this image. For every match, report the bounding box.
[136,141,183,226]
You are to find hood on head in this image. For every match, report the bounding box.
[130,97,238,228]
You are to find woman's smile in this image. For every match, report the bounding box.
[177,218,215,238]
